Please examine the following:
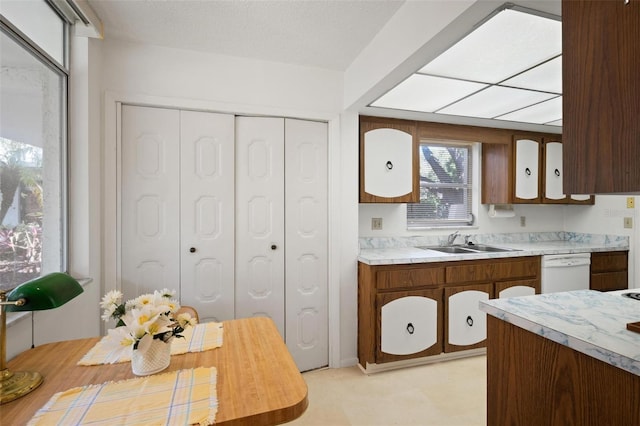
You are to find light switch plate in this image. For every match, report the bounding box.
[627,197,635,208]
[372,218,383,230]
[624,217,633,229]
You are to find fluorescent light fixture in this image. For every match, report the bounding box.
[502,56,562,93]
[418,9,561,84]
[439,86,556,118]
[497,96,563,124]
[369,6,563,127]
[371,74,487,113]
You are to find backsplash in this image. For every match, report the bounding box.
[358,232,629,251]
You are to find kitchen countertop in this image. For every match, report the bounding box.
[479,289,640,376]
[358,232,628,265]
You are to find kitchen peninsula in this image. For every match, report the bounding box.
[480,290,640,425]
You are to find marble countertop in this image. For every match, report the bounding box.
[358,232,628,265]
[479,289,640,376]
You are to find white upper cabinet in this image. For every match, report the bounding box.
[359,116,418,203]
[514,138,540,202]
[544,140,565,201]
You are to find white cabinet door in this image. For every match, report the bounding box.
[180,111,235,323]
[447,289,489,347]
[498,285,535,298]
[544,141,566,201]
[363,128,413,198]
[121,105,181,301]
[514,138,540,201]
[381,296,438,356]
[235,117,286,335]
[284,118,328,371]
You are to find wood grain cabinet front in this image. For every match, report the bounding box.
[590,251,629,291]
[482,135,594,205]
[358,256,541,369]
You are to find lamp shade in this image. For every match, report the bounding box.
[5,272,83,312]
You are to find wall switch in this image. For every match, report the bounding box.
[372,217,383,230]
[627,197,635,208]
[520,216,526,227]
[624,217,633,229]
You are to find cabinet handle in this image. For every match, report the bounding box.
[271,244,277,250]
[189,247,196,253]
[554,168,560,177]
[466,316,474,327]
[525,167,531,176]
[386,161,393,170]
[406,323,415,334]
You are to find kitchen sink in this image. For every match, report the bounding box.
[419,246,477,254]
[417,244,520,254]
[464,244,515,252]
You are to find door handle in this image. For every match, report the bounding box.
[271,244,277,250]
[189,247,196,253]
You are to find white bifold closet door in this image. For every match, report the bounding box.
[236,117,328,371]
[121,105,235,323]
[121,107,328,371]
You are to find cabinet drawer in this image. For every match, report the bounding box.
[591,251,628,273]
[376,267,445,290]
[446,257,540,284]
[591,271,628,292]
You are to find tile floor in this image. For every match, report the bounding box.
[290,355,486,426]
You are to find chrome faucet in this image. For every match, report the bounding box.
[447,230,460,246]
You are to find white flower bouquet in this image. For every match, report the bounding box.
[100,289,196,355]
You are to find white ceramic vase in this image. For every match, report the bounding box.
[131,339,171,376]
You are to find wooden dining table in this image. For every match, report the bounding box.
[0,317,308,425]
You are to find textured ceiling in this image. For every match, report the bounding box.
[87,0,405,71]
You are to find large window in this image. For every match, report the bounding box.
[0,3,68,291]
[407,141,474,228]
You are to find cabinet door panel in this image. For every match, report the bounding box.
[445,283,492,352]
[364,128,413,198]
[495,279,539,298]
[544,141,566,201]
[514,138,540,202]
[376,289,443,362]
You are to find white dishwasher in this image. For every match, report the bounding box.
[541,253,591,294]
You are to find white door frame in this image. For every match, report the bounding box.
[103,91,342,368]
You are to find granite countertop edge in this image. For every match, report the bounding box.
[479,290,640,376]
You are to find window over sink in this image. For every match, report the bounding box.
[407,141,475,229]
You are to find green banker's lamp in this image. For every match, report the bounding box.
[0,272,83,404]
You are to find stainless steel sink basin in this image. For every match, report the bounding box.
[417,244,520,254]
[417,246,477,254]
[465,244,515,252]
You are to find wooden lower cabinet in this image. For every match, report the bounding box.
[376,289,443,363]
[487,316,640,425]
[590,251,628,291]
[444,283,492,353]
[358,256,540,369]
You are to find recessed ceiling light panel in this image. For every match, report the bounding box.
[371,74,487,113]
[417,9,561,84]
[501,56,562,93]
[438,86,556,118]
[497,96,563,124]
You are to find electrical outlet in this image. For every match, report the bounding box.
[372,217,383,230]
[520,216,526,227]
[627,197,635,209]
[624,217,633,229]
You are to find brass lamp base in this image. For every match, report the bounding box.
[1,368,43,404]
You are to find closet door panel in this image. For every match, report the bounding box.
[180,110,235,323]
[121,105,180,301]
[285,118,328,371]
[235,117,286,335]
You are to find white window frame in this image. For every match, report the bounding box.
[407,140,478,229]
